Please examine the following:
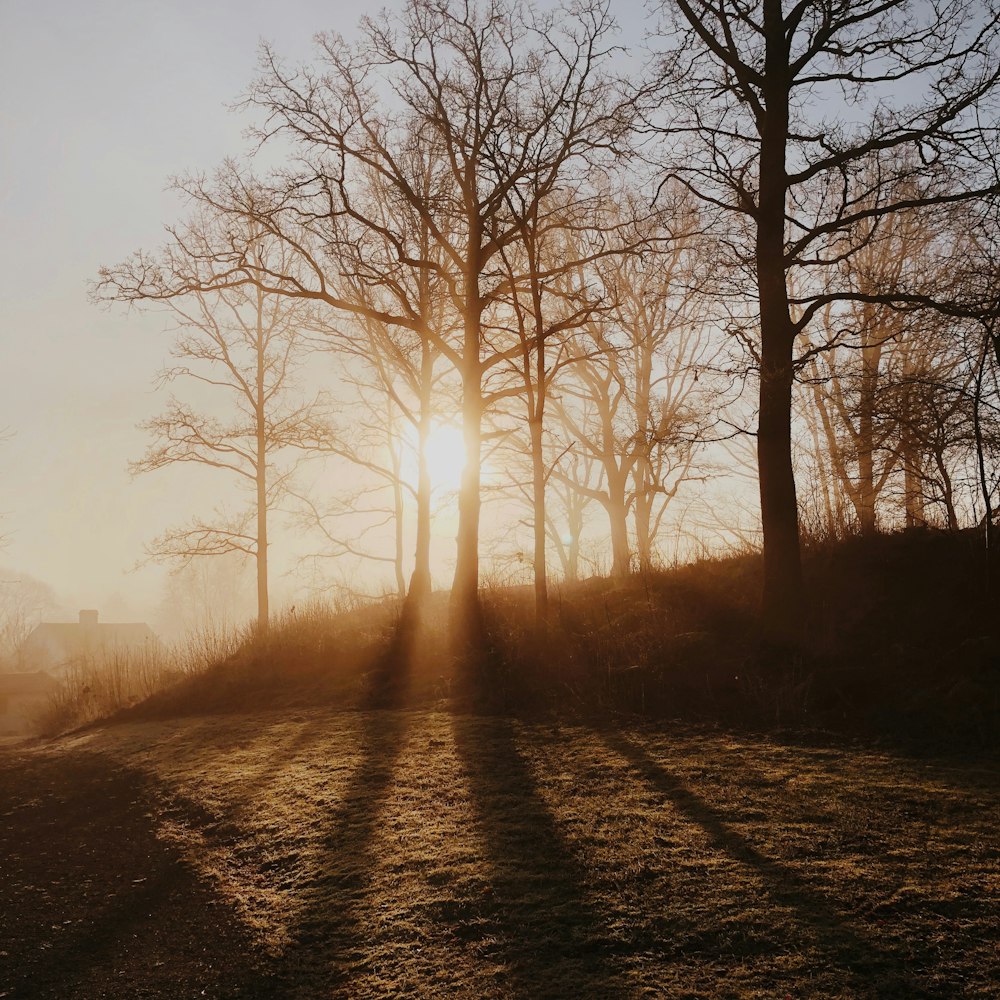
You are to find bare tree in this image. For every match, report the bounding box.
[494,187,645,625]
[261,0,631,638]
[100,1,631,647]
[318,177,457,610]
[552,212,714,576]
[544,447,601,583]
[0,571,57,669]
[293,301,456,602]
[955,192,1000,600]
[651,0,1000,641]
[802,192,994,534]
[294,373,412,599]
[105,232,316,635]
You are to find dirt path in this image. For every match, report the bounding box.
[0,750,265,999]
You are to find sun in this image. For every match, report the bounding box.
[422,424,466,494]
[401,422,467,496]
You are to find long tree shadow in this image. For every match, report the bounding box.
[598,728,942,998]
[131,624,420,881]
[451,713,627,1000]
[0,753,265,1000]
[237,615,419,997]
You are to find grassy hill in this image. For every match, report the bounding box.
[75,527,1000,748]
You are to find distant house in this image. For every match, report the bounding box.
[20,610,159,675]
[0,671,55,735]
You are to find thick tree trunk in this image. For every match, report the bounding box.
[757,337,802,641]
[633,472,654,573]
[450,210,485,646]
[529,415,549,627]
[451,352,484,642]
[406,345,434,609]
[606,472,632,578]
[757,2,804,643]
[856,432,876,533]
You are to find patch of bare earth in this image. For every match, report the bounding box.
[3,709,999,998]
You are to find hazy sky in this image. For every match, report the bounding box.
[0,0,652,625]
[0,1,374,620]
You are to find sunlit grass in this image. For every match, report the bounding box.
[59,706,1000,998]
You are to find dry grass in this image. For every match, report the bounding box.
[30,627,246,736]
[36,531,1000,747]
[29,705,998,999]
[6,532,998,996]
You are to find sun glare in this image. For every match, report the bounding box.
[423,425,466,494]
[400,422,469,498]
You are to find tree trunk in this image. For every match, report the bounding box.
[451,345,484,643]
[633,340,654,572]
[450,206,486,646]
[974,329,998,607]
[935,452,959,531]
[805,383,837,536]
[757,2,804,643]
[254,285,269,637]
[256,458,269,636]
[633,472,654,573]
[856,345,878,535]
[567,501,582,583]
[407,365,434,606]
[901,418,925,528]
[384,400,407,598]
[606,472,631,578]
[757,342,802,641]
[392,477,407,598]
[529,415,549,627]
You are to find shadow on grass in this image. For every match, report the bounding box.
[0,754,263,1000]
[599,728,940,999]
[256,615,418,997]
[126,628,416,862]
[451,713,626,1000]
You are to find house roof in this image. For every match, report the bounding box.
[22,618,159,669]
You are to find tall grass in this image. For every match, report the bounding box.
[30,530,1000,744]
[32,627,245,736]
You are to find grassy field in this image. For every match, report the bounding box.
[3,706,999,998]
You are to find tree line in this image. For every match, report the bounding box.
[95,0,1000,649]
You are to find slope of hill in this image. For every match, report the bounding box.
[72,528,999,749]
